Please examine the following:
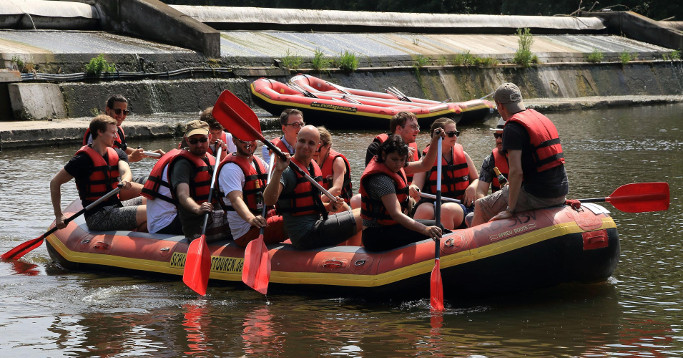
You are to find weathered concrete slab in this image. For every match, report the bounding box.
[0,0,98,29]
[8,82,65,120]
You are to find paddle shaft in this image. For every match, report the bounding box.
[200,147,222,235]
[420,192,461,204]
[434,137,442,258]
[259,155,276,236]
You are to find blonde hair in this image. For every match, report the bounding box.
[318,126,332,146]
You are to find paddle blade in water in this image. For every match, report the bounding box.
[212,90,262,141]
[242,235,271,295]
[1,236,45,261]
[183,236,211,296]
[430,259,444,312]
[608,182,670,213]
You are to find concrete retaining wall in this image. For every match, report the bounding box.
[9,82,65,120]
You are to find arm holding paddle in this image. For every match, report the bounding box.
[50,169,74,229]
[404,128,444,175]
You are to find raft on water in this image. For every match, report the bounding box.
[250,74,495,130]
[45,199,619,298]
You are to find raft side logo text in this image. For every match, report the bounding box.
[169,253,244,273]
[310,102,358,113]
[489,223,537,242]
[170,252,186,268]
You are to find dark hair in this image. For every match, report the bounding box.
[389,111,416,134]
[376,134,409,163]
[430,117,455,137]
[105,94,128,109]
[89,114,117,140]
[200,106,222,130]
[279,108,303,126]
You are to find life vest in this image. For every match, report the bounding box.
[421,143,471,200]
[82,126,126,151]
[318,148,353,203]
[271,136,293,155]
[75,145,120,203]
[141,148,183,203]
[373,133,419,183]
[141,149,215,204]
[277,157,326,217]
[217,153,268,215]
[359,156,410,226]
[506,109,565,172]
[491,148,509,192]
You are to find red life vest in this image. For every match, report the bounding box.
[318,148,353,203]
[141,149,215,204]
[506,109,565,172]
[217,153,268,215]
[141,148,183,203]
[421,143,471,200]
[82,126,126,150]
[277,157,326,217]
[271,136,293,155]
[373,133,419,183]
[359,156,410,226]
[75,145,120,202]
[491,148,509,192]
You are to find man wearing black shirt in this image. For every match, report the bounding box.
[471,83,568,226]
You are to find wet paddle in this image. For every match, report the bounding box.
[212,90,336,201]
[578,182,669,213]
[182,146,222,296]
[430,137,444,312]
[242,155,275,295]
[2,184,122,261]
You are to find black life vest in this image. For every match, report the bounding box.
[359,156,410,226]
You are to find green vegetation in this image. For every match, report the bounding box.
[10,56,24,72]
[206,58,221,68]
[619,52,634,64]
[476,56,499,67]
[281,49,303,70]
[513,28,538,67]
[414,55,430,69]
[586,49,604,63]
[452,51,477,66]
[85,54,116,76]
[312,49,331,71]
[336,50,359,72]
[436,56,449,66]
[662,50,681,61]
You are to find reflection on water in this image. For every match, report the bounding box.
[0,104,681,356]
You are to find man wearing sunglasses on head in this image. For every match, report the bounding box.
[475,117,509,199]
[471,83,568,226]
[261,109,304,164]
[83,95,164,163]
[142,120,227,241]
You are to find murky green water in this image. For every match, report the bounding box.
[1,104,681,356]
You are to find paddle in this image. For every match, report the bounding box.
[430,137,444,312]
[242,155,275,295]
[182,146,222,296]
[420,192,461,204]
[2,184,122,261]
[578,182,669,213]
[212,90,336,201]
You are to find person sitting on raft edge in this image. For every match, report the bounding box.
[262,125,361,250]
[360,130,447,252]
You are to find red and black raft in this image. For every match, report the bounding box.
[46,199,619,298]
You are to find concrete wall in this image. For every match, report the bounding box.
[9,82,66,120]
[0,0,99,30]
[585,11,683,51]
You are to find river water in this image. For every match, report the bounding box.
[0,104,681,356]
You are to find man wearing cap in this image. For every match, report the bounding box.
[475,117,509,199]
[471,83,568,226]
[142,120,226,240]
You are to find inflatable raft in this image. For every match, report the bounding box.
[45,199,619,298]
[250,74,495,129]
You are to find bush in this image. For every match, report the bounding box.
[453,51,477,66]
[475,56,499,67]
[312,49,330,72]
[662,50,680,61]
[281,49,302,70]
[586,49,604,63]
[85,54,116,76]
[414,55,430,69]
[513,28,538,67]
[336,50,359,72]
[10,56,24,72]
[619,52,632,64]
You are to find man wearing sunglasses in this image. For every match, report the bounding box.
[475,117,509,199]
[143,120,227,240]
[82,95,163,163]
[262,109,304,164]
[472,83,568,226]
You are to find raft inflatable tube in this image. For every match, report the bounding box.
[250,75,495,130]
[46,200,619,298]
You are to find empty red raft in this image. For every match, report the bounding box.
[250,74,495,130]
[46,199,619,298]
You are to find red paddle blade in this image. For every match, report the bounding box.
[183,236,212,296]
[430,259,444,312]
[608,182,670,213]
[242,235,271,295]
[1,237,45,261]
[212,90,262,141]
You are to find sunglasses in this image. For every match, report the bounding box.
[188,137,209,144]
[285,122,305,128]
[445,130,460,138]
[493,133,503,139]
[113,108,130,115]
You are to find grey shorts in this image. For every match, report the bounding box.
[86,197,143,231]
[292,210,357,250]
[476,185,566,220]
